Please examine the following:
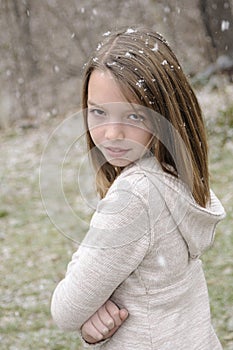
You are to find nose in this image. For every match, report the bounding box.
[104,122,125,140]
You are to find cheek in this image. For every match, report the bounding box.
[130,129,153,146]
[89,126,103,145]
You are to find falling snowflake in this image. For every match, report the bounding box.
[221,20,230,31]
[54,65,60,73]
[164,6,171,13]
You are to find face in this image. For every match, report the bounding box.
[87,69,153,167]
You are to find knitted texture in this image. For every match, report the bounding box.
[51,156,225,349]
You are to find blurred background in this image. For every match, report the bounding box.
[0,1,233,349]
[0,0,233,126]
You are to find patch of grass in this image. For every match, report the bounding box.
[0,209,9,218]
[208,104,233,148]
[0,127,83,350]
[203,132,233,349]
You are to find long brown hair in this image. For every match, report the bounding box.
[82,26,210,207]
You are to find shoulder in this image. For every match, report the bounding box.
[86,159,158,249]
[109,155,163,200]
[91,158,161,232]
[92,156,171,236]
[97,171,149,220]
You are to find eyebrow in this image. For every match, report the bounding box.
[87,100,147,116]
[88,100,142,109]
[87,100,102,107]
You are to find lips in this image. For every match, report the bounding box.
[104,146,130,158]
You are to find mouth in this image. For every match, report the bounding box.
[104,146,130,158]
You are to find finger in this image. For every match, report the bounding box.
[97,304,115,330]
[101,308,129,341]
[104,300,122,327]
[119,308,129,321]
[102,324,119,340]
[91,312,110,336]
[82,320,103,342]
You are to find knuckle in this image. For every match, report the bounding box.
[106,300,115,309]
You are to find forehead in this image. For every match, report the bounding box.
[88,69,137,105]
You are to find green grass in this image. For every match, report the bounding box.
[0,108,233,349]
[0,126,82,349]
[203,124,233,348]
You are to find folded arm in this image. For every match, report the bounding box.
[51,176,151,331]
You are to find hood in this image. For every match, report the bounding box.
[169,187,226,259]
[124,155,226,259]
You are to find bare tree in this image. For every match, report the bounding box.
[2,0,39,122]
[200,0,233,57]
[12,0,38,76]
[199,0,233,79]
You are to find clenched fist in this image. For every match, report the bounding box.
[81,300,129,344]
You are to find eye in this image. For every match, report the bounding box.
[88,108,105,117]
[127,113,145,122]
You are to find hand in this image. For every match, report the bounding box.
[81,300,129,344]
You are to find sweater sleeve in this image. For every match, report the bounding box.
[50,175,151,331]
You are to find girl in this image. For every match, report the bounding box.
[51,27,226,349]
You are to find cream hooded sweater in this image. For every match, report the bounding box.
[51,155,226,349]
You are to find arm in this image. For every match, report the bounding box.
[51,176,151,331]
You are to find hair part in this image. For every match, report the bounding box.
[82,26,210,207]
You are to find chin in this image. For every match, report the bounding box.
[107,158,133,167]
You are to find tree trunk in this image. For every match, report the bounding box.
[199,0,233,59]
